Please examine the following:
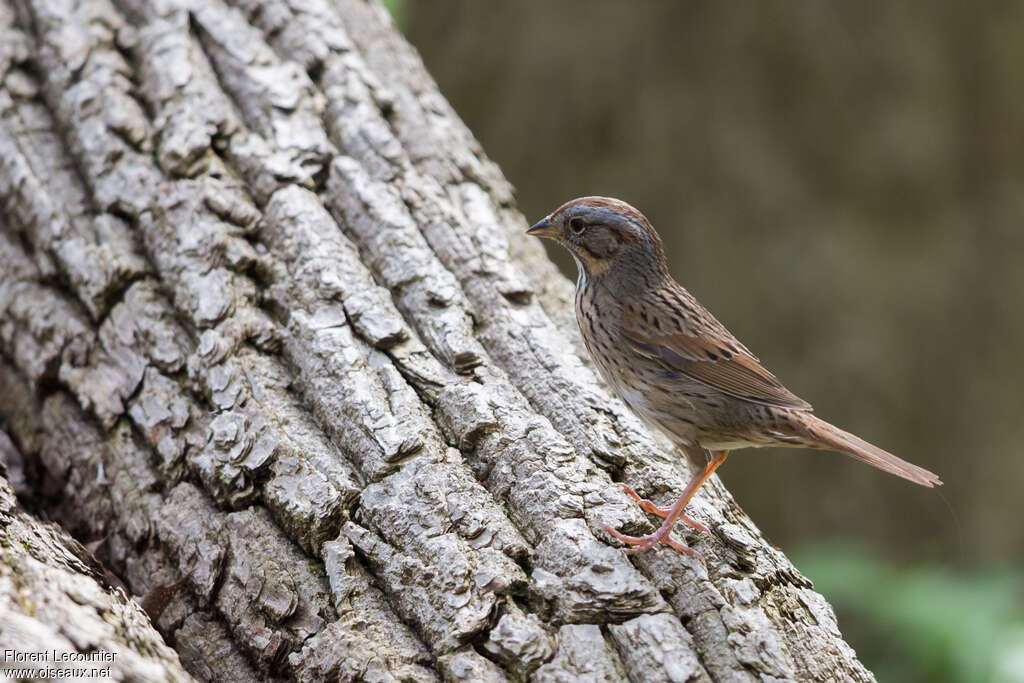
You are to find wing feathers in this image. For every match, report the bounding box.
[622,298,812,411]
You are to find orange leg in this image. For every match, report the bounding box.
[603,450,729,556]
[614,482,709,534]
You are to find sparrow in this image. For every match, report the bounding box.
[527,196,941,556]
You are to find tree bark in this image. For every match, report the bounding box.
[0,437,195,681]
[0,0,874,681]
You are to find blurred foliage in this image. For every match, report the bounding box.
[405,1,1024,567]
[795,544,1024,682]
[379,0,405,27]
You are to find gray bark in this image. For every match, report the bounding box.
[0,0,873,681]
[0,436,195,681]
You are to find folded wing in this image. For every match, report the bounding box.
[621,292,812,411]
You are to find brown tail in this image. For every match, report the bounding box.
[800,415,942,487]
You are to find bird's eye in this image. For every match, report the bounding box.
[568,217,586,235]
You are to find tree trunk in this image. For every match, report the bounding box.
[0,0,874,680]
[0,444,196,681]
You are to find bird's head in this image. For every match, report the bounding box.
[527,196,666,281]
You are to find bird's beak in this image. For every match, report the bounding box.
[526,217,560,240]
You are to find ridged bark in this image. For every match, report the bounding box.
[0,0,873,680]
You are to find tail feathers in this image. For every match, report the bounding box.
[802,415,942,488]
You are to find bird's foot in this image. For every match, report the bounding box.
[614,483,709,534]
[601,523,706,563]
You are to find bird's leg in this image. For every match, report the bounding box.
[614,483,709,534]
[603,450,729,556]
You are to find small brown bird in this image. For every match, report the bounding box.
[528,197,941,556]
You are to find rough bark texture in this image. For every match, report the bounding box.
[0,0,873,681]
[0,448,194,681]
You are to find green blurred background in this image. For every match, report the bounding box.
[391,2,1024,680]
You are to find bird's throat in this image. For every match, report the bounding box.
[571,255,587,290]
[571,251,612,287]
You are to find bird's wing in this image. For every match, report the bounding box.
[620,289,813,411]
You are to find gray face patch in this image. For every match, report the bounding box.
[577,225,622,260]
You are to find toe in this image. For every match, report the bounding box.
[601,523,659,547]
[681,514,709,535]
[615,483,672,518]
[663,537,703,561]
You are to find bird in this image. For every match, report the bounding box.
[527,196,941,557]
